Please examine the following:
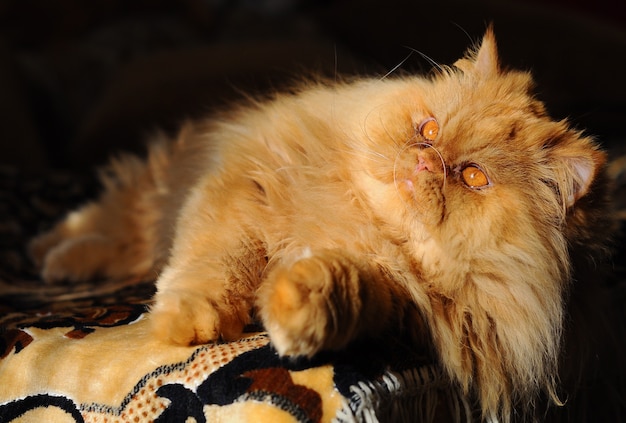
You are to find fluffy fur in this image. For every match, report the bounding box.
[30,29,613,420]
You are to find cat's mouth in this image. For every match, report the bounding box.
[395,148,447,195]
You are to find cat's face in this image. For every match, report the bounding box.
[355,29,604,286]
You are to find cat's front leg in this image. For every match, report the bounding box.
[150,263,257,345]
[149,198,268,345]
[257,249,399,357]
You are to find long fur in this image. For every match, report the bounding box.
[30,29,614,420]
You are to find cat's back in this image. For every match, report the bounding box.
[201,77,427,171]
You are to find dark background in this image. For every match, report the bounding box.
[0,0,625,172]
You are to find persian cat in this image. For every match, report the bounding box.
[30,29,612,419]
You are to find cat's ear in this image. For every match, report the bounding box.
[550,134,605,207]
[473,26,499,76]
[455,25,500,77]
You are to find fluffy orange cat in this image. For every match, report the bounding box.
[30,29,612,420]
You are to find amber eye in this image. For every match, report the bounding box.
[418,117,439,142]
[461,165,490,189]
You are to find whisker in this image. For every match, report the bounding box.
[379,51,414,81]
[393,149,403,197]
[324,107,393,166]
[392,141,418,211]
[335,147,390,163]
[427,144,448,188]
[361,106,381,149]
[333,44,339,85]
[450,21,473,44]
[361,102,407,152]
[402,46,444,73]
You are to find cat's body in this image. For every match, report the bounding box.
[30,30,613,420]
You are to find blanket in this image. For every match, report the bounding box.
[0,168,469,422]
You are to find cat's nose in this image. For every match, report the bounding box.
[415,150,442,173]
[416,156,432,172]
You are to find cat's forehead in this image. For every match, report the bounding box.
[406,74,549,148]
[433,74,534,115]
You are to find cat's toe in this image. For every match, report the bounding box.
[39,243,88,284]
[41,254,73,284]
[258,258,333,357]
[150,300,219,346]
[37,236,110,283]
[150,292,247,346]
[28,231,62,270]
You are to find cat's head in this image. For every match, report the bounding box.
[358,28,606,283]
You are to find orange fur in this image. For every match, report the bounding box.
[30,29,613,420]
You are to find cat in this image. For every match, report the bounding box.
[29,28,613,420]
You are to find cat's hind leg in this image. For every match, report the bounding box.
[30,208,126,283]
[29,153,168,283]
[29,203,156,283]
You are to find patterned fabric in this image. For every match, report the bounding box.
[0,168,468,423]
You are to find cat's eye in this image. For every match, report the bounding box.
[418,117,439,142]
[461,165,490,189]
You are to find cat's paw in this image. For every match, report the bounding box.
[30,235,114,283]
[150,290,248,346]
[258,253,360,357]
[28,230,62,270]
